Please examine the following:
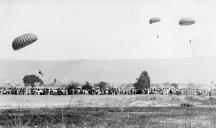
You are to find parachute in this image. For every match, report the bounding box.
[179,18,195,26]
[149,17,161,38]
[149,17,161,24]
[12,33,37,50]
[179,18,195,44]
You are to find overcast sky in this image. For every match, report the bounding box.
[0,0,216,60]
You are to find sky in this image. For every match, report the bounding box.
[0,0,216,60]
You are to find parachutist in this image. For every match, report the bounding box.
[39,70,43,77]
[149,17,160,39]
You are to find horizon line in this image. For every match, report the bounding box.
[0,55,214,61]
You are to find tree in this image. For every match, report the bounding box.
[82,81,92,90]
[133,71,151,90]
[94,82,107,90]
[67,81,81,89]
[23,74,43,88]
[170,83,178,88]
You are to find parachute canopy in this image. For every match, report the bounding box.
[179,18,195,26]
[149,17,161,24]
[12,33,37,50]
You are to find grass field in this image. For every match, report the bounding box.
[0,107,215,128]
[0,95,216,127]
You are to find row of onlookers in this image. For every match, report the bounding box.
[0,87,215,96]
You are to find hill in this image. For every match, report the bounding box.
[0,56,216,85]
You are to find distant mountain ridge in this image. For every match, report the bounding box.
[1,56,216,85]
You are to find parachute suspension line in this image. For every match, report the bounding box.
[149,17,161,39]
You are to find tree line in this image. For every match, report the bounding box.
[23,71,151,90]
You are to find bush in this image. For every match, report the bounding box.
[67,81,81,89]
[82,82,92,90]
[94,82,108,90]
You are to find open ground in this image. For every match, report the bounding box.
[0,94,216,108]
[0,95,216,127]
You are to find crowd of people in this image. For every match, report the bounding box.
[0,87,215,96]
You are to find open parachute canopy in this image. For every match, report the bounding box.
[149,17,161,24]
[179,18,195,26]
[12,33,38,50]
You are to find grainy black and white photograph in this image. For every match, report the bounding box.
[0,0,216,127]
